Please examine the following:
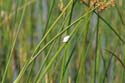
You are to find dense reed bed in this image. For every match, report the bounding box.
[0,0,125,83]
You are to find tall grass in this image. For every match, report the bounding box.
[0,0,125,83]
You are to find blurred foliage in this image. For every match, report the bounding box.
[0,0,125,83]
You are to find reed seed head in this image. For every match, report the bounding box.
[58,0,64,12]
[80,0,115,12]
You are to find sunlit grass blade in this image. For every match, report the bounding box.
[1,1,27,82]
[31,0,73,56]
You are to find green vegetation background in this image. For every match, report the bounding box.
[0,0,125,83]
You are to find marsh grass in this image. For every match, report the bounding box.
[0,0,125,83]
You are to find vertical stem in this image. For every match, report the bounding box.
[94,13,99,83]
